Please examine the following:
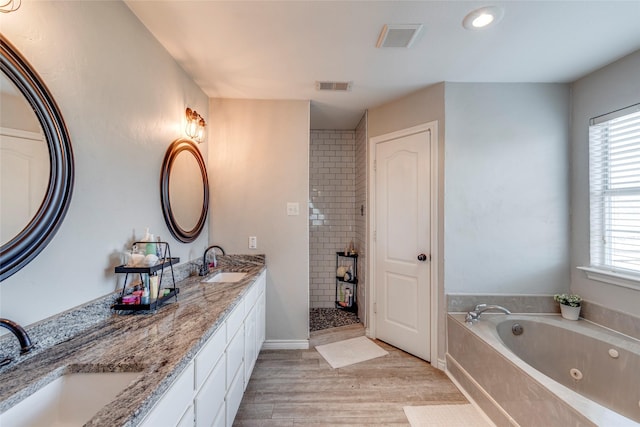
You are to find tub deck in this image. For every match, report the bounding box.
[446,313,640,427]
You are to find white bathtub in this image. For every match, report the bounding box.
[447,313,640,427]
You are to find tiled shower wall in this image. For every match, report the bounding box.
[309,130,356,308]
[354,113,367,322]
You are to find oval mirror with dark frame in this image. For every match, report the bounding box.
[0,36,75,281]
[160,138,209,243]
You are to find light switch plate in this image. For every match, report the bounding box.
[287,202,300,216]
[249,236,257,249]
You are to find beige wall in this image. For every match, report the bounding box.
[368,83,445,140]
[209,98,310,344]
[1,1,210,327]
[0,92,40,132]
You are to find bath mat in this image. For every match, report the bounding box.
[315,336,388,368]
[403,404,494,427]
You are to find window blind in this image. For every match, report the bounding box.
[589,104,640,275]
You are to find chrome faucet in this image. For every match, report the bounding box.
[199,245,226,276]
[465,304,511,324]
[0,318,34,354]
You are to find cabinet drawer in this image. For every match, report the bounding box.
[244,307,257,390]
[212,402,225,427]
[226,325,244,384]
[195,326,226,390]
[195,356,226,427]
[177,404,194,427]
[140,362,194,427]
[256,272,266,350]
[225,301,245,343]
[225,367,244,427]
[255,271,266,295]
[244,282,258,311]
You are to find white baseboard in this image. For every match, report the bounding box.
[262,339,309,350]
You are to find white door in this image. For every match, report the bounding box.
[374,128,432,360]
[0,128,48,245]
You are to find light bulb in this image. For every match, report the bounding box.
[472,13,494,28]
[463,6,504,30]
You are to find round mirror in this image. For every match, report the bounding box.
[160,138,209,243]
[0,36,74,281]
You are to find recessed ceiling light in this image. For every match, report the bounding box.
[463,6,504,30]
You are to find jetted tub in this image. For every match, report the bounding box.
[447,313,640,427]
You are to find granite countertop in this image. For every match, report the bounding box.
[0,255,265,427]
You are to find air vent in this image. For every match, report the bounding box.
[376,24,423,48]
[315,81,353,91]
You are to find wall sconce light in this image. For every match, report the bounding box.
[0,0,21,13]
[185,107,206,143]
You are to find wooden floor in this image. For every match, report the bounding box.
[234,325,468,426]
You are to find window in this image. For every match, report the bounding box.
[589,104,640,277]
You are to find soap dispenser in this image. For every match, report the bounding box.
[146,233,156,255]
[210,250,217,269]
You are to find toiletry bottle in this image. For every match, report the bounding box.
[155,236,162,259]
[149,273,159,302]
[141,275,150,305]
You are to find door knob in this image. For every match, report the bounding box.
[417,253,428,262]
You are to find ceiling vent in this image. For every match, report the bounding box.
[315,81,353,91]
[376,24,423,48]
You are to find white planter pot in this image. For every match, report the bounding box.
[560,304,581,320]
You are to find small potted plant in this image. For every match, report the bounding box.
[554,293,582,320]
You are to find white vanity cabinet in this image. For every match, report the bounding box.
[243,306,257,389]
[141,270,266,427]
[256,276,266,354]
[244,271,266,390]
[225,270,266,426]
[224,303,245,427]
[194,324,226,427]
[139,361,195,427]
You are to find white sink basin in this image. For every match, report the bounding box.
[202,272,247,283]
[0,371,140,427]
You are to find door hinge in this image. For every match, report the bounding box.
[374,302,377,313]
[373,160,376,171]
[373,230,376,242]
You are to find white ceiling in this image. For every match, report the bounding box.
[124,1,640,130]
